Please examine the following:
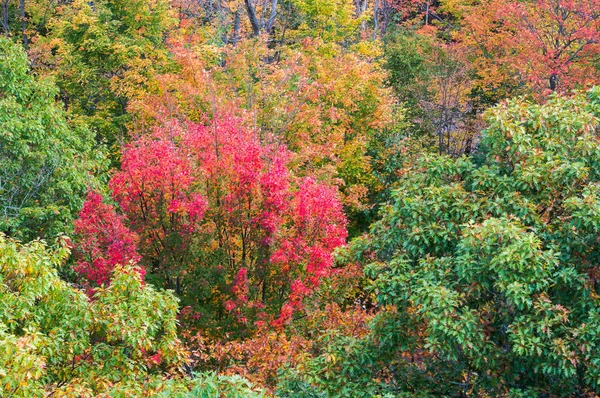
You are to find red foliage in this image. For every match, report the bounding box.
[109,121,208,274]
[463,0,600,94]
[77,115,347,328]
[271,178,348,326]
[74,191,142,286]
[502,0,600,93]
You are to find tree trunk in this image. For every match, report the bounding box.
[373,0,379,39]
[549,73,558,91]
[2,0,9,35]
[20,0,27,49]
[355,0,367,31]
[382,0,389,35]
[244,0,261,36]
[265,0,277,33]
[231,8,241,45]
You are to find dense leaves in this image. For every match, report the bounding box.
[74,191,142,286]
[4,0,600,393]
[0,235,267,396]
[286,89,600,396]
[76,116,347,335]
[0,37,104,241]
[463,0,600,95]
[130,38,400,233]
[0,234,181,395]
[41,0,175,150]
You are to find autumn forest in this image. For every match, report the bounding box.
[1,0,600,395]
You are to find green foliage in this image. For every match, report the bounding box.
[0,234,266,396]
[46,0,175,151]
[0,37,105,242]
[276,336,397,398]
[289,0,364,44]
[276,368,328,398]
[0,234,182,395]
[157,372,266,397]
[384,30,435,112]
[283,88,600,395]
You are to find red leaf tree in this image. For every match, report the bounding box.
[463,0,600,95]
[74,191,142,286]
[75,116,347,334]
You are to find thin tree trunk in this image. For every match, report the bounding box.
[244,0,261,36]
[356,0,367,31]
[549,73,557,91]
[447,122,451,155]
[20,0,27,49]
[382,0,389,35]
[2,0,9,35]
[231,8,241,44]
[265,0,277,33]
[373,0,379,39]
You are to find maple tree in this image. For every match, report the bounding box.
[75,115,348,335]
[181,257,371,391]
[463,0,600,95]
[73,191,141,287]
[129,37,399,234]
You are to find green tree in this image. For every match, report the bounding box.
[0,234,266,397]
[0,234,183,396]
[0,37,105,242]
[281,88,600,396]
[45,0,175,152]
[384,28,479,156]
